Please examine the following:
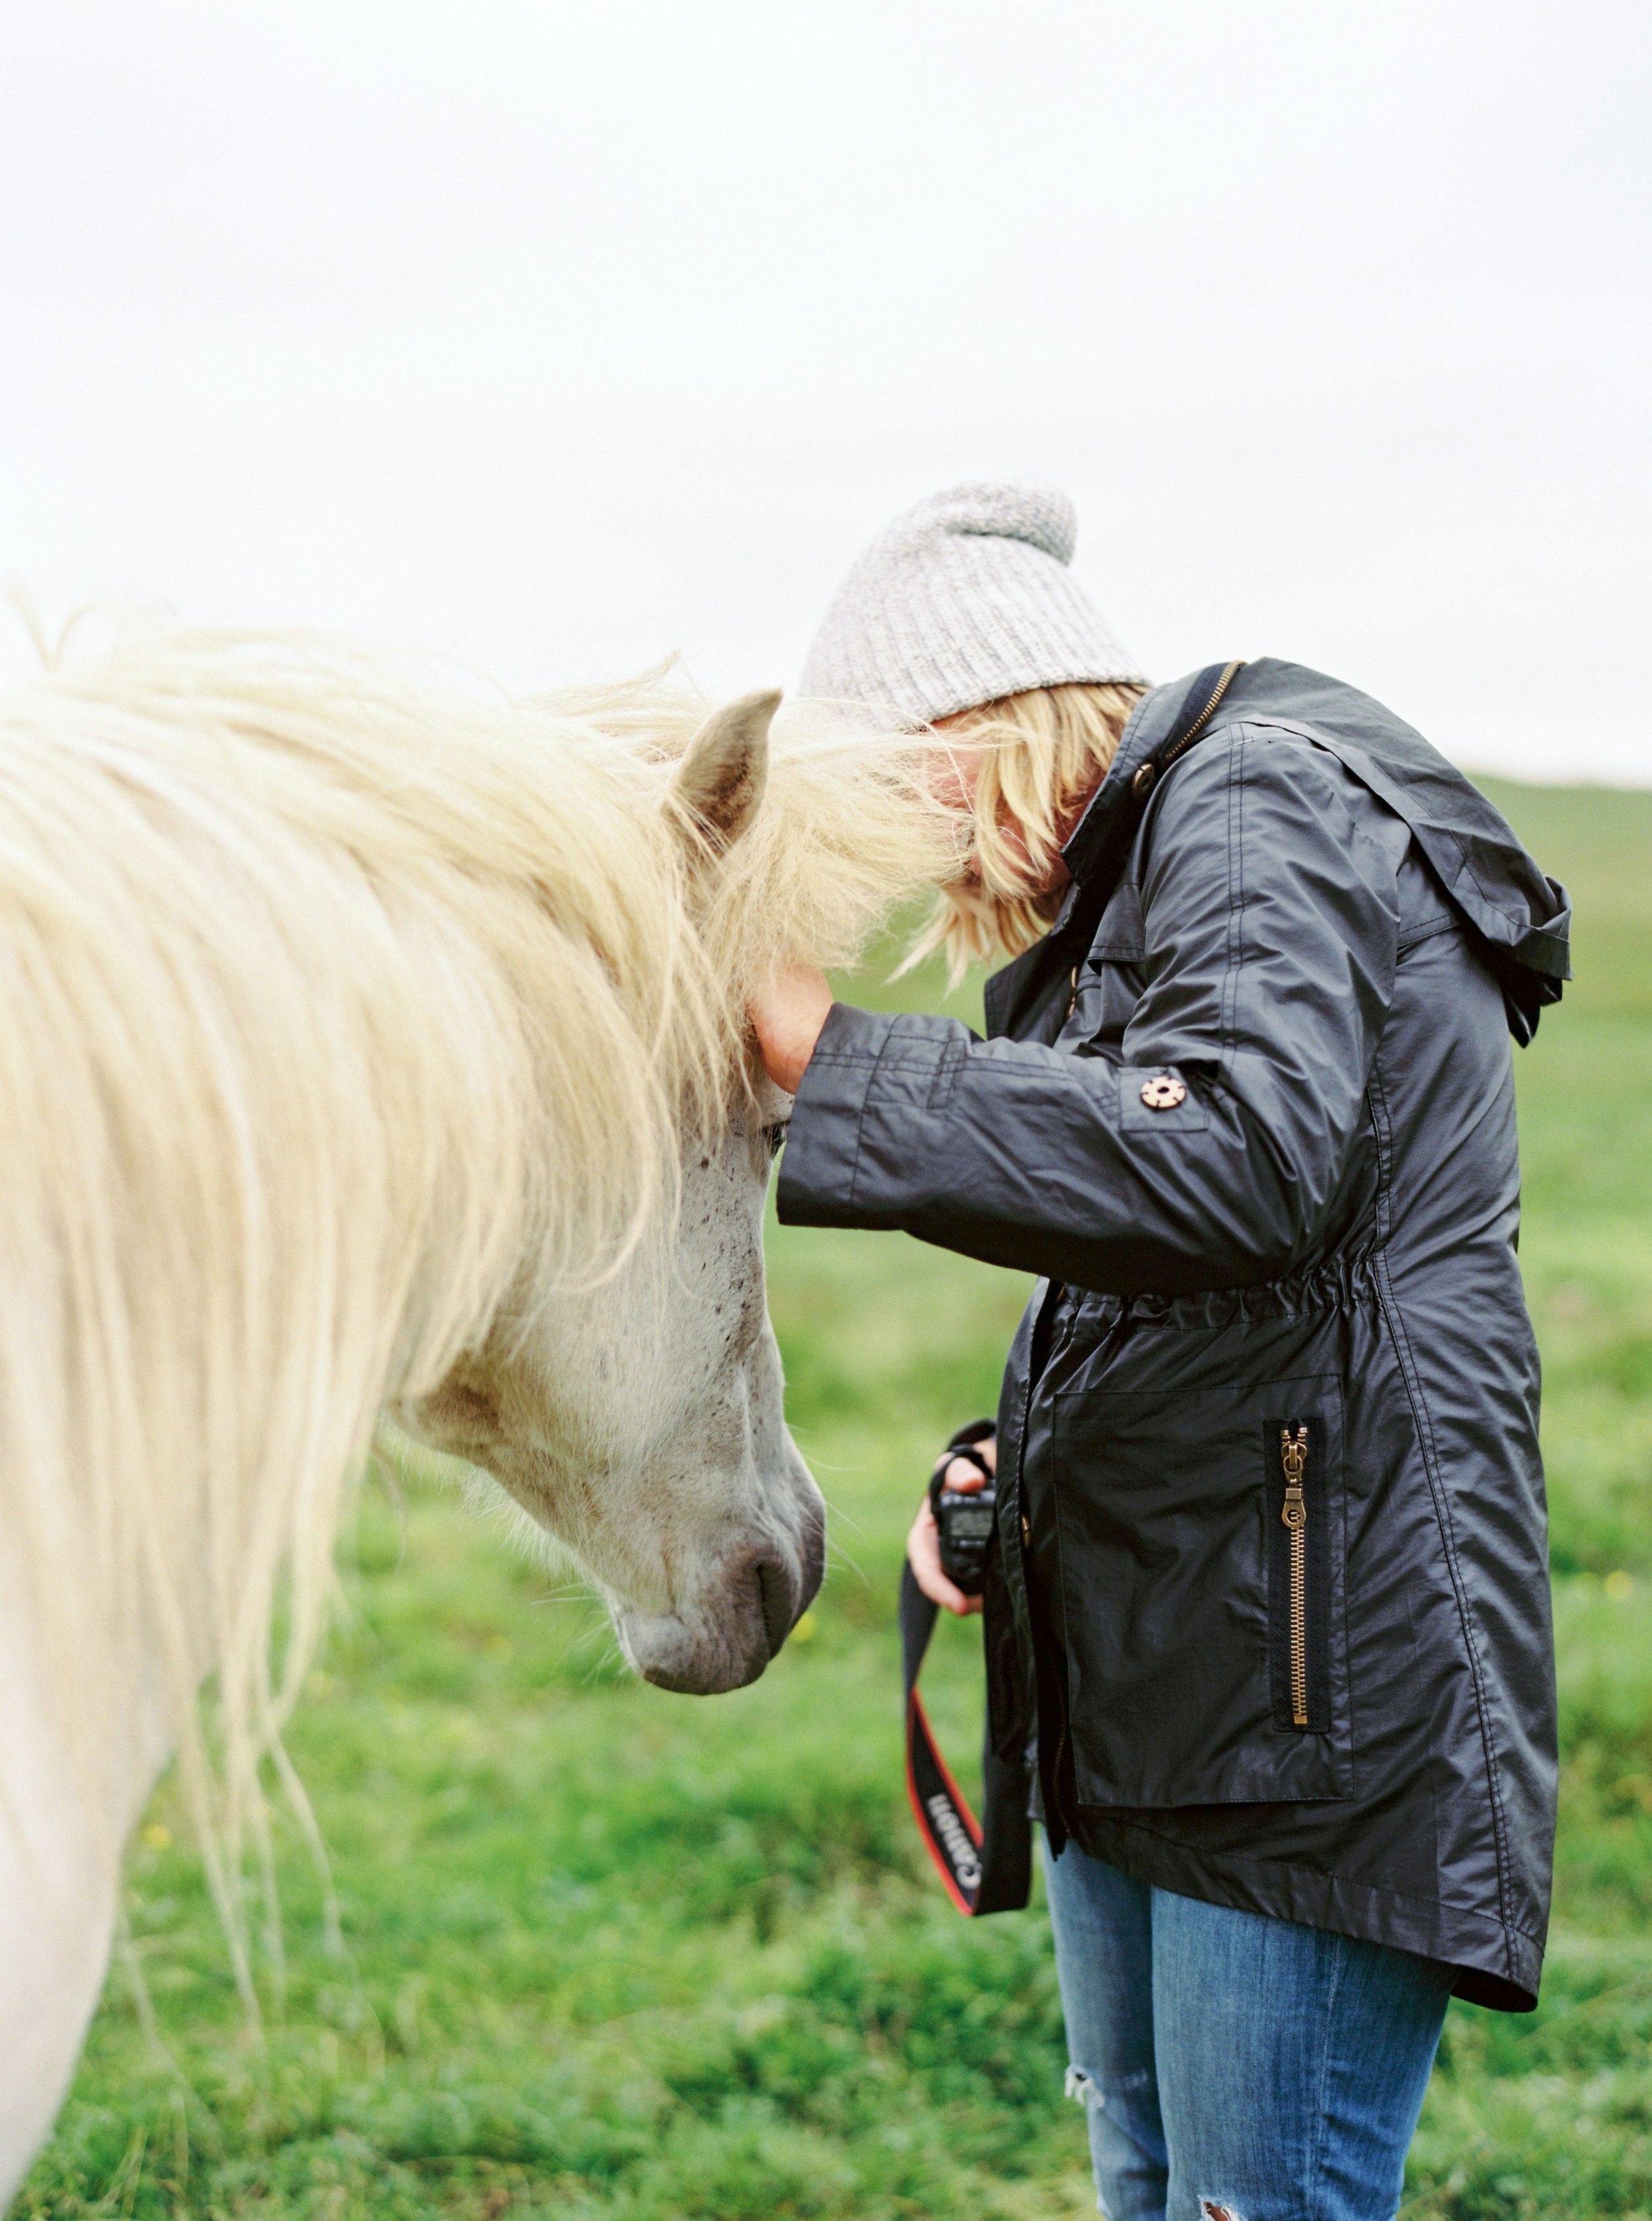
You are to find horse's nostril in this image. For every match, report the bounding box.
[756,1558,794,1659]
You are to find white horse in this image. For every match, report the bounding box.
[0,630,956,2202]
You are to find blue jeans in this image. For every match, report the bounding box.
[1043,1839,1454,2221]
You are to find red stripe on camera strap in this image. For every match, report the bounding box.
[900,1558,1001,1914]
[905,1676,986,1913]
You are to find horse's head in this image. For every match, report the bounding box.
[411,693,825,1694]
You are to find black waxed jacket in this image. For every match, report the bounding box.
[778,659,1569,2012]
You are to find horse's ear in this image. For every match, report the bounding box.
[669,689,778,858]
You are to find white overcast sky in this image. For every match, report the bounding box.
[3,1,1648,780]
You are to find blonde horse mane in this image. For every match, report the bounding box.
[0,624,959,1996]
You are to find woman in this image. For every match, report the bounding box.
[751,484,1567,2221]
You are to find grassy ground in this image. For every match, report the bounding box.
[13,778,1652,2219]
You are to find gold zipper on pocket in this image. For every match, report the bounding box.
[1280,1424,1310,1728]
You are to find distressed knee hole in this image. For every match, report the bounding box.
[1199,2201,1244,2221]
[1065,2062,1159,2113]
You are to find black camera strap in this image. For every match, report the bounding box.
[900,1431,1033,1917]
[901,1565,985,1910]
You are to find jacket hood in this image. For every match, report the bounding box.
[1053,658,1571,1047]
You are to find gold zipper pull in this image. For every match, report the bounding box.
[1281,1425,1308,1530]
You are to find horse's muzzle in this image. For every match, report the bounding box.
[623,1500,826,1696]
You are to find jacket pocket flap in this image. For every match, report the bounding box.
[1086,880,1145,961]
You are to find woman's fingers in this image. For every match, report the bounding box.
[942,1434,996,1493]
[747,964,834,1095]
[907,1494,982,1616]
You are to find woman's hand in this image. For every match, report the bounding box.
[749,963,834,1096]
[907,1434,997,1617]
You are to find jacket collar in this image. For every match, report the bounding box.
[1061,675,1182,891]
[1061,660,1244,893]
[983,663,1244,1039]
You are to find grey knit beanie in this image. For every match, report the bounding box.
[800,481,1145,728]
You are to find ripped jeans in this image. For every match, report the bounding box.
[1042,1840,1453,2221]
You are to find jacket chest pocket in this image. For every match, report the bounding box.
[1063,956,1143,1051]
[1050,1374,1353,1808]
[1060,882,1145,1053]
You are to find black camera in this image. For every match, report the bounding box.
[930,1438,998,1597]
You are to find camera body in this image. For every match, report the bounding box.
[930,1441,998,1597]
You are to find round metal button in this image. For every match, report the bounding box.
[1140,1074,1187,1111]
[1131,761,1158,799]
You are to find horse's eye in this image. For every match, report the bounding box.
[761,1121,788,1159]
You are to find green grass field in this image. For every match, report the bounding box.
[13,778,1652,2220]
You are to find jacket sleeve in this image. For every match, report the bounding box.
[776,732,1402,1296]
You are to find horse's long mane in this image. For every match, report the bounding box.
[0,625,957,1988]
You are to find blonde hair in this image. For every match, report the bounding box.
[0,624,961,1998]
[907,680,1147,980]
